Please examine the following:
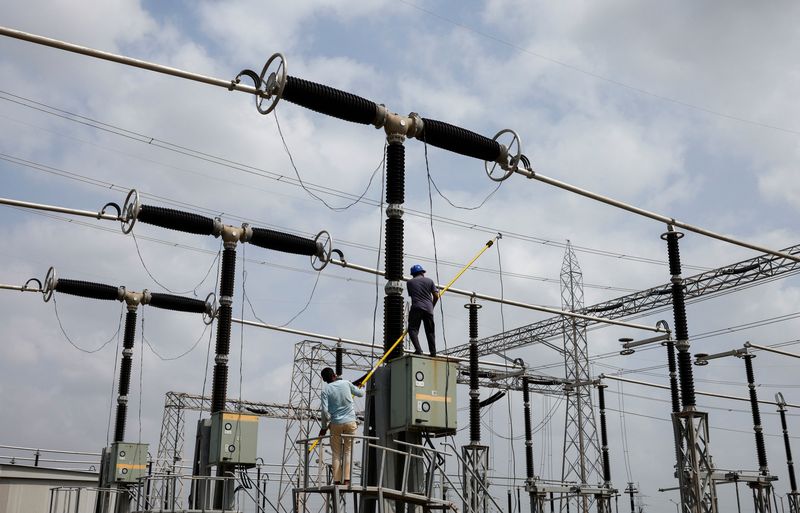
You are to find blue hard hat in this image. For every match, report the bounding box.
[410,264,425,275]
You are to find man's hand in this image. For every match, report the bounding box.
[318,428,327,438]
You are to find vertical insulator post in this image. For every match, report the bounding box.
[114,308,138,443]
[522,376,534,480]
[335,343,343,376]
[466,302,481,444]
[743,354,769,474]
[666,338,681,414]
[663,227,696,409]
[777,399,798,493]
[383,136,405,360]
[626,483,636,513]
[597,384,612,485]
[211,244,237,414]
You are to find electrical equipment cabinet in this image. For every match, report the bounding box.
[208,411,258,467]
[104,442,148,484]
[389,354,457,435]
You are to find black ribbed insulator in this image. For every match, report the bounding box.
[666,341,681,413]
[215,305,232,357]
[55,279,119,301]
[282,75,378,125]
[384,218,404,280]
[522,377,534,480]
[666,231,682,276]
[219,247,237,298]
[148,293,207,313]
[123,310,137,350]
[386,143,405,204]
[248,227,318,256]
[118,358,132,397]
[671,283,689,342]
[779,409,798,491]
[756,430,769,472]
[114,403,127,443]
[211,363,228,414]
[468,305,479,340]
[419,118,502,162]
[677,351,696,407]
[383,295,405,357]
[597,386,612,483]
[137,205,216,235]
[335,346,343,376]
[469,326,480,444]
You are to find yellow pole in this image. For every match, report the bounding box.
[357,235,499,388]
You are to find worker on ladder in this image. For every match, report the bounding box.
[407,264,438,357]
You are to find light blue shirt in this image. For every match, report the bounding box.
[320,379,364,427]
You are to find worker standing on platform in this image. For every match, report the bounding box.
[318,367,364,485]
[407,264,439,356]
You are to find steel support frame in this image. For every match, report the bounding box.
[673,410,718,513]
[462,445,490,513]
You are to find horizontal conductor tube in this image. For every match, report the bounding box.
[55,279,119,301]
[419,118,501,162]
[148,292,208,313]
[248,227,319,256]
[282,75,378,125]
[137,205,216,236]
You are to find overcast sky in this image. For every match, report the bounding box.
[1,1,800,512]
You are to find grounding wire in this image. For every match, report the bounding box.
[141,326,210,361]
[105,306,125,446]
[371,146,386,360]
[426,162,502,210]
[0,90,709,272]
[131,230,221,296]
[273,109,385,212]
[616,379,633,482]
[52,294,123,353]
[138,310,145,445]
[199,240,223,423]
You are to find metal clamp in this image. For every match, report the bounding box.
[42,266,57,302]
[485,129,521,182]
[256,52,287,115]
[121,189,141,234]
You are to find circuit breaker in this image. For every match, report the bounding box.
[104,442,148,484]
[389,354,457,435]
[208,411,258,467]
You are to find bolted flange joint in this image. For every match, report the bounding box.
[219,295,233,307]
[122,348,133,358]
[215,354,229,365]
[384,280,404,296]
[386,203,404,219]
[117,395,128,405]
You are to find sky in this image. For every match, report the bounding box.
[1,1,800,512]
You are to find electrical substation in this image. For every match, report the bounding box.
[0,19,799,513]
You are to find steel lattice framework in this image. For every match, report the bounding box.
[153,391,303,510]
[559,242,603,513]
[445,243,800,358]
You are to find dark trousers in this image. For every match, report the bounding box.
[408,307,436,356]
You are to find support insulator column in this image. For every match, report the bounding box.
[743,354,769,474]
[597,384,611,485]
[383,139,405,360]
[522,376,539,513]
[466,302,481,444]
[211,243,237,414]
[778,399,798,492]
[335,343,343,376]
[114,308,138,443]
[664,228,696,409]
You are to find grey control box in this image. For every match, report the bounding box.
[104,442,148,484]
[389,354,457,435]
[208,411,259,467]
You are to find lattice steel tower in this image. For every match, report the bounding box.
[560,241,603,513]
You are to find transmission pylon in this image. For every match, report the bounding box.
[560,241,604,513]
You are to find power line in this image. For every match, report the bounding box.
[0,89,710,272]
